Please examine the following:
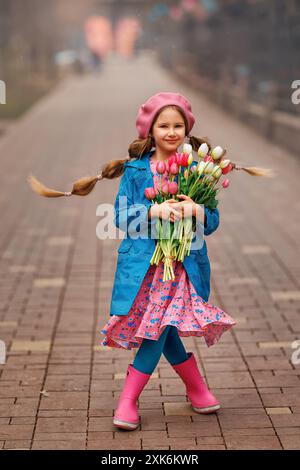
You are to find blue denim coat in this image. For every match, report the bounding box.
[109,150,220,316]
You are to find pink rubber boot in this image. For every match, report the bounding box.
[113,364,151,430]
[172,352,220,414]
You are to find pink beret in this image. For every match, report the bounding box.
[136,92,195,139]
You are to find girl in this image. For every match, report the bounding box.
[28,92,270,432]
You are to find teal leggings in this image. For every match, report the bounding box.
[133,325,188,374]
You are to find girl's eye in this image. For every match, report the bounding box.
[160,125,183,128]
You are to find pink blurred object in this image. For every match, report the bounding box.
[84,16,113,58]
[114,17,141,58]
[222,179,230,188]
[170,6,183,21]
[182,0,198,12]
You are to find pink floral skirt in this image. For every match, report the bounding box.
[100,260,236,350]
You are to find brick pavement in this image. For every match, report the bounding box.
[0,53,299,450]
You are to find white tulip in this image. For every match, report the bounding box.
[211,166,222,179]
[205,175,214,182]
[211,165,220,176]
[183,143,193,154]
[211,146,224,159]
[197,161,206,176]
[204,162,214,174]
[198,143,209,158]
[219,159,231,169]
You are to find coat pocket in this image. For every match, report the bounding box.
[117,238,133,253]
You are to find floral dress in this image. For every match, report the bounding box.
[100,155,236,350]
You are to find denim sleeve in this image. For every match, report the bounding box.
[204,207,220,236]
[113,169,153,237]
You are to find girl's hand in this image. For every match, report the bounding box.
[168,194,205,222]
[149,201,182,222]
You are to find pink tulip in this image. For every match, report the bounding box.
[168,181,178,195]
[190,164,197,173]
[175,152,183,165]
[203,155,214,163]
[156,160,166,174]
[169,162,179,175]
[162,183,169,195]
[221,163,233,175]
[168,154,177,167]
[180,154,190,167]
[222,179,230,188]
[144,187,156,200]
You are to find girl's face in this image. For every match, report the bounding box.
[151,107,186,153]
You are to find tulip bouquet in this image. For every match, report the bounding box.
[144,142,272,281]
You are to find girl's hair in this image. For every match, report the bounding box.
[28,104,272,198]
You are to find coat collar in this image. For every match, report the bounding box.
[125,150,155,170]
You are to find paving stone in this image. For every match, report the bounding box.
[266,407,292,415]
[207,371,255,389]
[0,425,35,440]
[269,413,300,427]
[279,435,300,450]
[167,421,221,437]
[46,236,74,246]
[9,266,36,273]
[225,435,282,450]
[271,291,300,301]
[39,391,89,410]
[218,412,272,429]
[258,341,295,348]
[164,402,196,416]
[241,245,271,254]
[0,322,18,328]
[35,417,87,433]
[33,278,66,288]
[3,440,31,450]
[228,277,260,286]
[32,440,86,450]
[10,340,51,352]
